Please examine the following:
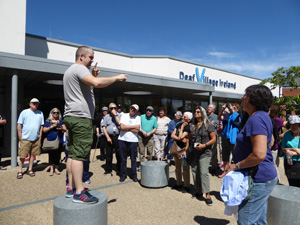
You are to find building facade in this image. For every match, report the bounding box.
[0,1,278,162]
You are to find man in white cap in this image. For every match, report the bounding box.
[17,98,44,179]
[118,104,141,182]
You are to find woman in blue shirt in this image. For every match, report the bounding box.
[281,115,300,187]
[226,85,277,225]
[43,108,66,176]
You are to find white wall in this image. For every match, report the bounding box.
[25,35,280,96]
[0,0,26,55]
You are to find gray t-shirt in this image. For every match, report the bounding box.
[189,123,215,158]
[101,113,120,135]
[63,64,95,119]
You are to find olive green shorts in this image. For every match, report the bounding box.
[64,116,93,161]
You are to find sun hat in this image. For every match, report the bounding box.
[288,115,300,124]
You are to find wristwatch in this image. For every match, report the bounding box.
[235,162,240,171]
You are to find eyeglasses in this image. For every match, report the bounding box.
[110,107,117,110]
[146,109,152,112]
[52,112,59,114]
[195,111,201,114]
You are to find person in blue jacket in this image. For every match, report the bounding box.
[221,103,241,175]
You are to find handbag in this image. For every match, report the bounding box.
[169,141,182,157]
[285,156,300,179]
[284,138,300,179]
[43,136,60,150]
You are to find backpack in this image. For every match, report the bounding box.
[271,119,284,157]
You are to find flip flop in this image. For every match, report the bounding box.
[17,172,23,179]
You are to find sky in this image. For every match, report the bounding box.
[26,0,300,79]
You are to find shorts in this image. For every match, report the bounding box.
[18,139,41,158]
[64,116,93,161]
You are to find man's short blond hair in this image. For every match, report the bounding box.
[75,46,92,61]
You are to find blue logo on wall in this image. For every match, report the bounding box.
[179,67,236,89]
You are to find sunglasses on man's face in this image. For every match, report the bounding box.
[146,109,152,112]
[110,107,117,110]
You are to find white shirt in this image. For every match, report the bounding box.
[118,113,141,142]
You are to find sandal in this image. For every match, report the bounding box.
[28,170,35,177]
[49,172,54,176]
[17,172,23,179]
[0,166,7,170]
[54,170,61,175]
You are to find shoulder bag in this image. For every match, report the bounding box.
[43,136,60,151]
[284,138,300,179]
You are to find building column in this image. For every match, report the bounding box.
[11,70,18,167]
[209,92,213,104]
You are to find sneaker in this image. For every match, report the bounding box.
[104,171,113,176]
[72,189,99,204]
[172,184,183,190]
[65,187,75,198]
[184,187,190,193]
[119,176,126,182]
[205,197,213,206]
[132,177,138,182]
[99,155,105,161]
[84,179,91,184]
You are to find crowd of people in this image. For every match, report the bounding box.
[11,46,300,224]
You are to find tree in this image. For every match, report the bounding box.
[260,66,300,114]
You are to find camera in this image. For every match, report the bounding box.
[226,103,230,108]
[56,122,61,128]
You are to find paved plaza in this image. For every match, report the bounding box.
[0,151,288,225]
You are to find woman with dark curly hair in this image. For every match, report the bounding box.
[225,84,277,224]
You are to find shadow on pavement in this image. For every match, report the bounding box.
[194,216,231,225]
[210,190,223,202]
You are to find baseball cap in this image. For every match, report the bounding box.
[146,106,154,111]
[288,115,300,124]
[117,104,122,108]
[30,98,40,103]
[102,106,108,111]
[131,104,139,111]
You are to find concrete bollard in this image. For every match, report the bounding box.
[267,185,300,225]
[140,161,169,188]
[53,191,107,225]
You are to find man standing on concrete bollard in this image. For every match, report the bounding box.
[63,46,127,204]
[137,106,157,171]
[118,104,141,182]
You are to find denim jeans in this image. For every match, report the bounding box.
[238,177,277,225]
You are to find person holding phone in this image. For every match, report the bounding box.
[43,108,66,176]
[183,106,216,206]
